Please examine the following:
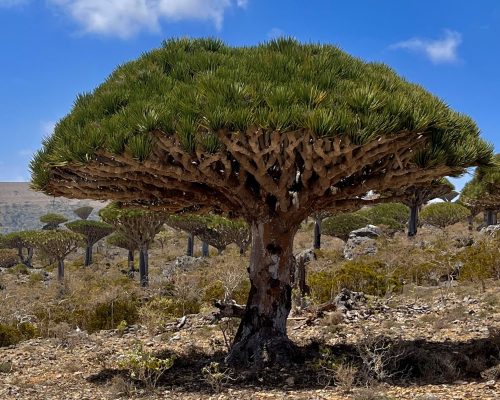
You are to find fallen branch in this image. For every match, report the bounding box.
[212,300,246,320]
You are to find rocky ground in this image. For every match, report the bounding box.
[1,281,498,400]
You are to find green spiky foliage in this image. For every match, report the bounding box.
[65,220,114,266]
[420,202,470,229]
[167,213,249,254]
[460,154,500,218]
[30,37,493,366]
[73,206,94,220]
[99,203,167,286]
[2,231,38,268]
[39,213,68,230]
[28,230,83,281]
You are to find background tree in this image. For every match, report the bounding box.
[73,206,94,220]
[39,213,68,230]
[2,231,37,268]
[460,154,500,228]
[420,202,470,229]
[384,178,455,236]
[65,220,114,266]
[107,233,138,277]
[30,38,492,365]
[311,211,331,249]
[99,203,166,286]
[28,231,83,281]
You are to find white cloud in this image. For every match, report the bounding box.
[49,0,247,38]
[267,27,285,40]
[391,30,462,64]
[0,0,28,7]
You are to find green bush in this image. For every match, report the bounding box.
[322,203,409,240]
[420,202,469,228]
[458,241,500,282]
[9,263,30,275]
[322,213,369,241]
[139,296,201,333]
[358,203,409,231]
[0,322,38,347]
[308,260,402,303]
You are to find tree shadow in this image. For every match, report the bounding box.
[87,331,500,393]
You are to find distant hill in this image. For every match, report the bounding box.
[0,183,105,233]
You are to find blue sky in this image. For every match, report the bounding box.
[0,0,498,192]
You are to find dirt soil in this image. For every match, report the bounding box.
[1,282,499,400]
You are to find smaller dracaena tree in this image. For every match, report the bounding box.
[460,154,500,228]
[420,202,470,229]
[107,233,138,277]
[167,214,250,255]
[28,230,83,281]
[73,206,94,220]
[2,231,38,268]
[65,220,114,266]
[99,203,167,287]
[311,211,332,249]
[39,213,68,230]
[383,178,455,236]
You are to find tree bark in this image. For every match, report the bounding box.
[313,217,321,249]
[408,204,419,237]
[139,247,149,287]
[226,220,299,366]
[84,245,93,266]
[57,259,64,281]
[201,241,209,257]
[467,215,474,232]
[186,233,194,257]
[128,250,135,278]
[486,209,497,226]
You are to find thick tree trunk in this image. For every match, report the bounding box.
[186,233,194,256]
[139,247,149,287]
[226,220,299,366]
[128,250,135,278]
[408,205,419,237]
[468,215,474,232]
[486,209,497,226]
[313,217,321,249]
[57,259,64,281]
[84,246,93,266]
[201,241,209,257]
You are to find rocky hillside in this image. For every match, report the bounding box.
[0,183,105,233]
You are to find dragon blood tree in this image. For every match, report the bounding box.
[383,178,455,236]
[107,233,138,277]
[99,203,167,286]
[73,206,94,220]
[65,220,114,266]
[30,38,492,365]
[29,231,83,281]
[2,231,38,268]
[40,213,68,230]
[167,214,250,255]
[460,154,500,228]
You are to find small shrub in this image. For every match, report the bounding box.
[119,344,174,389]
[420,202,469,228]
[308,260,401,303]
[0,323,21,347]
[139,296,200,333]
[201,362,234,393]
[10,263,29,275]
